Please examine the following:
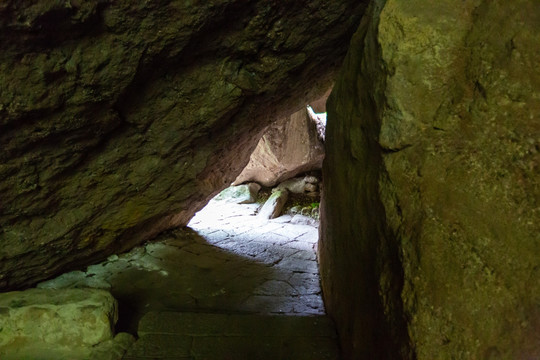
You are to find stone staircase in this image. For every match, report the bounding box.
[123,311,340,360]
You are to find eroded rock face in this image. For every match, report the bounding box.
[0,288,124,359]
[0,1,367,289]
[320,0,540,359]
[234,105,325,187]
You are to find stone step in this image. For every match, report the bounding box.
[123,311,341,360]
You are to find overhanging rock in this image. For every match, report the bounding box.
[0,0,368,289]
[234,105,325,187]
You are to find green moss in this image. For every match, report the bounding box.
[283,193,320,218]
[255,188,272,204]
[9,299,25,308]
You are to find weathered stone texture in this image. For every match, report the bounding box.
[258,189,289,220]
[320,0,540,359]
[234,106,325,187]
[214,183,261,204]
[0,288,119,358]
[0,1,367,289]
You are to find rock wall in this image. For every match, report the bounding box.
[320,0,540,359]
[0,0,368,290]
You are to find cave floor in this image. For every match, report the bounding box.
[39,199,340,359]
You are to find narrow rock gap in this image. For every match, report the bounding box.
[1,2,370,359]
[28,99,338,359]
[0,1,535,359]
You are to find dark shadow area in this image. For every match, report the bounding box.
[124,311,339,360]
[115,200,339,359]
[110,227,292,334]
[58,199,326,336]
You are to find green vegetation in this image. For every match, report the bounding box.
[9,300,26,308]
[254,187,320,219]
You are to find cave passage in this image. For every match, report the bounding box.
[30,97,335,359]
[36,192,340,359]
[1,0,537,358]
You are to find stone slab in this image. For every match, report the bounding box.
[0,288,117,348]
[0,288,119,359]
[275,258,319,273]
[139,312,337,338]
[271,224,315,240]
[192,335,339,360]
[123,334,192,358]
[131,312,339,360]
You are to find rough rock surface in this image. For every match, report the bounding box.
[277,175,320,195]
[234,106,325,187]
[0,1,367,289]
[258,189,289,220]
[213,183,261,204]
[90,333,135,360]
[320,0,540,359]
[0,288,120,359]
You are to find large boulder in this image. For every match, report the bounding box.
[320,0,540,359]
[234,105,326,187]
[0,1,368,290]
[0,288,131,359]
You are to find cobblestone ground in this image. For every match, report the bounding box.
[39,199,338,359]
[187,200,325,316]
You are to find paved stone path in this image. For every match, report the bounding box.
[39,199,339,359]
[124,312,338,360]
[186,200,325,316]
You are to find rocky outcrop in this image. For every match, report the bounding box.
[0,1,368,289]
[0,288,132,359]
[234,106,325,187]
[320,0,540,359]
